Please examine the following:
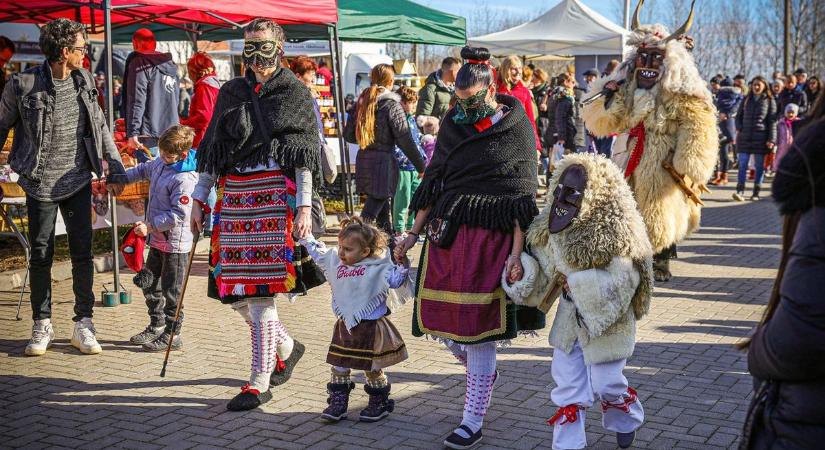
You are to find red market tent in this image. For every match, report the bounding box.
[0,1,337,31]
[0,0,340,303]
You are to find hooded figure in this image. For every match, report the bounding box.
[581,0,717,282]
[505,154,653,450]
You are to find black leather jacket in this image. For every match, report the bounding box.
[0,62,124,182]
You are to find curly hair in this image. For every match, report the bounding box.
[338,216,388,257]
[289,56,317,76]
[40,18,87,64]
[244,18,285,43]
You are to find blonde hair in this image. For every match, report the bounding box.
[498,55,522,85]
[533,68,548,84]
[355,64,395,149]
[159,125,195,157]
[522,66,533,83]
[338,216,388,257]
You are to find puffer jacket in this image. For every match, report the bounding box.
[735,93,777,154]
[124,151,199,253]
[415,70,454,120]
[344,88,425,198]
[741,119,825,450]
[0,62,125,182]
[777,87,808,116]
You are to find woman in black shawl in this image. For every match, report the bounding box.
[190,19,320,412]
[394,47,544,449]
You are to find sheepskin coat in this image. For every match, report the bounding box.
[521,154,654,365]
[581,37,718,253]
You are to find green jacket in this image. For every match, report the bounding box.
[416,70,454,120]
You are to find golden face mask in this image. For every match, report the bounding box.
[242,38,282,70]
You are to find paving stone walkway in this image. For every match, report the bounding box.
[0,180,780,449]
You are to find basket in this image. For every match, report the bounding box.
[0,181,25,198]
[116,180,150,201]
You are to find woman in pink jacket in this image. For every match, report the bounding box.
[180,52,221,149]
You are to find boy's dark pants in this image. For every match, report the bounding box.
[142,248,188,334]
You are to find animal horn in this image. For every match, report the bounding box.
[665,0,696,42]
[631,0,644,31]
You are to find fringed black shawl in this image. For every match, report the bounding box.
[197,68,320,181]
[410,95,539,232]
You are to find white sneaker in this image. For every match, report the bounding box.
[25,319,55,356]
[71,318,102,354]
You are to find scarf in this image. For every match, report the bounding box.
[197,68,320,181]
[318,248,410,330]
[410,94,539,233]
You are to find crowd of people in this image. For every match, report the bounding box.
[1,6,824,449]
[707,68,821,201]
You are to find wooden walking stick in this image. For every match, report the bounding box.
[160,231,200,378]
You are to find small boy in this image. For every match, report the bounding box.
[122,125,199,351]
[392,86,427,236]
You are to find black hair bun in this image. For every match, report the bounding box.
[460,46,490,62]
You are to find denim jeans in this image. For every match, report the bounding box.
[26,183,95,322]
[141,248,189,333]
[736,153,765,190]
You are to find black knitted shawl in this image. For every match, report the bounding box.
[197,68,320,181]
[410,94,539,232]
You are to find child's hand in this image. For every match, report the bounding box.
[134,221,149,237]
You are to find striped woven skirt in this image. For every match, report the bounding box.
[208,170,297,301]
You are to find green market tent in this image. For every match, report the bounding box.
[109,0,466,45]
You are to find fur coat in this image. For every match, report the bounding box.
[507,154,654,365]
[581,40,718,253]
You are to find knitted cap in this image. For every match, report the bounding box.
[720,77,733,87]
[785,103,799,115]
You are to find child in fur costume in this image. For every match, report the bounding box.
[581,0,717,282]
[122,125,199,352]
[299,217,411,423]
[504,154,654,449]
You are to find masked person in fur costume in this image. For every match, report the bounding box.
[190,19,322,411]
[581,0,717,282]
[394,47,545,450]
[504,154,654,449]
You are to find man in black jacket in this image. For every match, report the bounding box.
[0,19,125,357]
[778,74,808,115]
[122,28,180,151]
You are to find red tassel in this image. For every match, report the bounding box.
[274,355,286,373]
[548,404,583,426]
[625,122,646,178]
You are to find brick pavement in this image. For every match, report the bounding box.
[0,180,780,450]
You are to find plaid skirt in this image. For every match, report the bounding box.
[327,316,408,371]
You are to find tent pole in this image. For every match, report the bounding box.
[326,25,350,215]
[103,0,121,295]
[331,23,354,215]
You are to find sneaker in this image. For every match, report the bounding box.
[25,319,55,356]
[71,318,102,354]
[732,191,745,201]
[444,425,482,449]
[750,194,760,201]
[142,333,182,352]
[129,325,165,345]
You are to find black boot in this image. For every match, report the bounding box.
[321,381,355,422]
[750,184,761,201]
[226,384,273,411]
[269,340,305,387]
[359,384,394,422]
[617,430,636,448]
[653,251,672,282]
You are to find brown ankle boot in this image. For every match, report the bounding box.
[718,173,728,185]
[709,172,723,185]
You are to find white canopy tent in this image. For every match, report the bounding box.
[468,0,628,57]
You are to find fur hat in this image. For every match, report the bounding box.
[527,153,654,319]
